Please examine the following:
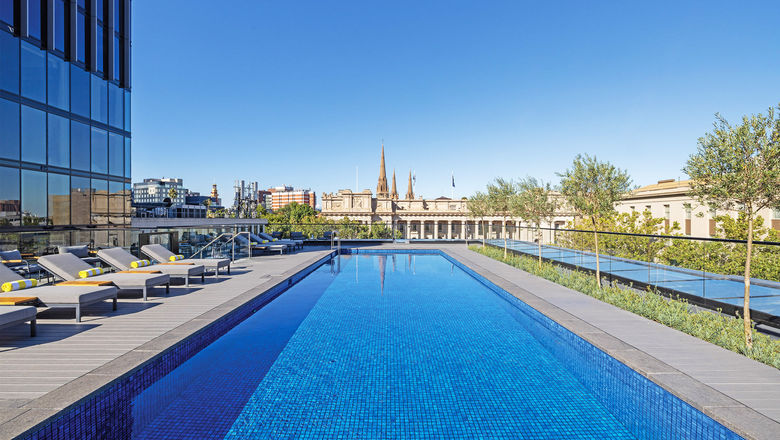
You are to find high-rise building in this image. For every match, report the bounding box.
[269,186,316,211]
[0,1,132,230]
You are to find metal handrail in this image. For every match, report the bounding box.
[191,231,252,261]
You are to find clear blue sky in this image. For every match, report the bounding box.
[131,1,780,207]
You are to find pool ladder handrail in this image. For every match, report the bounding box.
[192,231,252,261]
[330,230,340,255]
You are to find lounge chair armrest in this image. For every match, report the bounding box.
[116,270,162,274]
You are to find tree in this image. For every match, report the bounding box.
[168,187,178,201]
[558,154,632,286]
[487,178,517,259]
[683,106,780,348]
[514,177,558,268]
[467,191,490,247]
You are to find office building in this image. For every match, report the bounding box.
[133,177,188,205]
[0,0,132,231]
[269,186,316,211]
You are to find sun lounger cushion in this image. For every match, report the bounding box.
[2,279,37,292]
[0,306,36,328]
[130,259,151,268]
[79,267,105,278]
[58,245,90,258]
[0,250,23,261]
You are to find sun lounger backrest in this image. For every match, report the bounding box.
[0,263,24,284]
[0,250,22,261]
[97,247,137,270]
[58,245,90,258]
[141,244,175,263]
[38,254,94,281]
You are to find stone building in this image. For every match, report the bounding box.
[321,146,573,240]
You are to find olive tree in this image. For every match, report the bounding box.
[467,191,490,247]
[487,178,517,259]
[514,177,559,268]
[683,106,780,348]
[558,154,631,285]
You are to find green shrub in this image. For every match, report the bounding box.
[469,245,780,369]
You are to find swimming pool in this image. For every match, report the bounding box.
[24,251,741,439]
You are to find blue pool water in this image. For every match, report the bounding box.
[125,252,739,439]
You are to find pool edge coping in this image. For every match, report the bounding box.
[0,250,336,440]
[436,245,779,440]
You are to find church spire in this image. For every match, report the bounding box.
[390,169,399,200]
[406,170,415,200]
[376,143,389,197]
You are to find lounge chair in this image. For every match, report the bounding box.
[233,234,287,255]
[0,263,117,322]
[58,245,102,266]
[254,232,302,251]
[98,247,205,287]
[290,231,306,241]
[38,254,170,302]
[0,249,44,279]
[0,306,37,336]
[141,244,231,278]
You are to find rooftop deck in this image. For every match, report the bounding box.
[0,243,777,439]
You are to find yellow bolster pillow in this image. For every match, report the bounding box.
[262,240,268,244]
[1,279,38,292]
[130,260,151,268]
[168,255,184,261]
[272,238,278,242]
[78,267,104,278]
[251,242,258,245]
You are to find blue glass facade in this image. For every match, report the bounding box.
[0,0,131,229]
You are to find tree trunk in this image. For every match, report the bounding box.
[537,226,542,269]
[744,216,754,349]
[593,217,601,287]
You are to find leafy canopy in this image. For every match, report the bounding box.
[558,154,632,222]
[514,177,558,227]
[683,106,780,216]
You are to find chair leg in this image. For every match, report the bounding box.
[76,305,81,322]
[30,318,36,337]
[185,275,189,287]
[112,297,117,311]
[142,286,147,301]
[166,283,170,294]
[227,265,231,275]
[201,273,205,283]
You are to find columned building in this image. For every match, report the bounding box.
[321,146,573,240]
[0,0,132,235]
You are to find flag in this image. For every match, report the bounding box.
[451,172,455,188]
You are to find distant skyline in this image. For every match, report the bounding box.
[131,1,780,206]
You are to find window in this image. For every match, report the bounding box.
[71,65,90,117]
[96,24,103,73]
[0,0,14,27]
[77,8,86,63]
[71,175,90,224]
[109,180,123,224]
[91,127,107,173]
[123,137,130,177]
[0,97,19,160]
[124,90,130,131]
[28,0,42,40]
[0,166,20,227]
[108,132,122,175]
[21,170,47,226]
[108,83,123,128]
[123,182,131,223]
[47,53,70,110]
[664,204,670,218]
[91,74,107,123]
[21,105,46,164]
[113,34,120,81]
[774,209,780,219]
[48,173,70,225]
[54,0,66,52]
[70,120,90,170]
[21,41,46,102]
[47,114,69,167]
[91,179,108,225]
[0,30,19,93]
